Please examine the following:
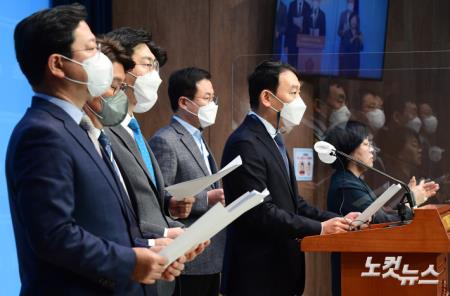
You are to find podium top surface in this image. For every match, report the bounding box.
[301,204,450,253]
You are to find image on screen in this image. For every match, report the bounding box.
[273,0,389,79]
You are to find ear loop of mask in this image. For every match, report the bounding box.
[126,72,137,92]
[181,97,204,131]
[85,98,105,119]
[266,91,283,133]
[126,72,141,94]
[181,97,198,116]
[61,55,89,85]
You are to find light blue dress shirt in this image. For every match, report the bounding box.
[248,111,277,139]
[173,115,212,175]
[35,92,83,124]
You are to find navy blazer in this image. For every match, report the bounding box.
[6,97,150,295]
[327,169,410,296]
[221,115,337,296]
[327,169,407,223]
[286,0,312,49]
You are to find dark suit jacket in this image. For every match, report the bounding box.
[327,169,410,224]
[326,169,410,296]
[274,0,288,54]
[276,1,288,35]
[221,115,337,296]
[338,10,351,38]
[308,9,326,36]
[149,118,225,275]
[5,97,149,295]
[286,0,311,49]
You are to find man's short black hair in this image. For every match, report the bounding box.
[105,27,167,67]
[359,90,378,109]
[322,79,345,101]
[14,3,87,87]
[148,41,168,68]
[382,126,420,157]
[97,37,135,71]
[324,120,370,169]
[248,60,299,111]
[168,67,211,112]
[384,97,414,123]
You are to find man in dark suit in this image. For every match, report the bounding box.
[6,4,183,295]
[286,0,311,67]
[274,0,288,59]
[104,28,201,296]
[308,0,326,36]
[149,67,225,296]
[220,61,356,296]
[338,0,355,38]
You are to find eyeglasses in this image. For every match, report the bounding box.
[366,140,380,153]
[71,43,101,54]
[192,95,219,104]
[135,59,160,72]
[111,83,128,95]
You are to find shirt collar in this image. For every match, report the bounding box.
[120,113,133,129]
[91,126,102,140]
[35,92,83,124]
[248,111,277,138]
[173,115,202,139]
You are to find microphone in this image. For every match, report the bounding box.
[314,141,415,220]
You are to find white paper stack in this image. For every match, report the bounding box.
[159,188,269,267]
[165,156,242,201]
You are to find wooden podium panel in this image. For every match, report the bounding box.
[341,253,447,295]
[301,205,450,295]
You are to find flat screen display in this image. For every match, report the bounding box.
[273,0,389,79]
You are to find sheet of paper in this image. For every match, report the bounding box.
[226,189,270,221]
[165,155,242,201]
[353,183,402,227]
[159,189,269,267]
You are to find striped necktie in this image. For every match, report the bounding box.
[98,131,121,177]
[274,132,290,176]
[79,115,102,157]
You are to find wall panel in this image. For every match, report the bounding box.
[112,1,450,295]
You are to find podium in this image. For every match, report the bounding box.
[301,205,450,295]
[296,34,325,74]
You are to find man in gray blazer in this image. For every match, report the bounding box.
[149,67,225,296]
[104,28,196,296]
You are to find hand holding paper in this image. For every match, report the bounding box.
[352,184,402,227]
[207,188,225,206]
[185,240,210,262]
[168,197,195,218]
[131,247,167,284]
[165,156,242,201]
[321,217,351,235]
[159,188,270,267]
[159,251,185,282]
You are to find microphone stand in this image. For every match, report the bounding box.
[331,149,415,223]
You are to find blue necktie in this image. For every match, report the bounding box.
[274,133,290,176]
[128,118,157,185]
[98,131,122,178]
